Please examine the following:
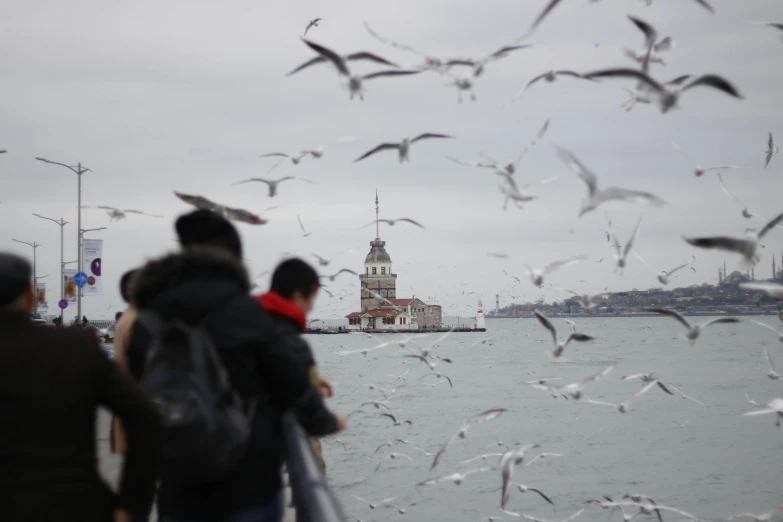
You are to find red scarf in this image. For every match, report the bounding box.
[255,291,306,331]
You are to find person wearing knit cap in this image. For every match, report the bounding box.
[0,252,161,522]
[175,208,243,258]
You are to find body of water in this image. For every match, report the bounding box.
[310,316,783,521]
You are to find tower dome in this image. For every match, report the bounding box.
[365,239,391,263]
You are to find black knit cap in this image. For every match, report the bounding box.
[0,252,32,307]
[175,209,243,258]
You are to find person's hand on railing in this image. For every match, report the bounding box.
[335,414,348,432]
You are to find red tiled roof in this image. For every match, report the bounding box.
[345,312,365,318]
[365,309,404,317]
[389,298,414,306]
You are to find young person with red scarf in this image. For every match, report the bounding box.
[254,258,335,472]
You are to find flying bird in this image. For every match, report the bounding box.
[232,177,295,198]
[352,496,396,510]
[671,143,740,177]
[380,413,413,427]
[557,147,667,216]
[716,173,754,219]
[683,211,783,266]
[748,21,783,44]
[444,44,534,77]
[656,262,690,285]
[525,256,587,287]
[729,506,783,522]
[751,322,783,343]
[765,132,779,168]
[533,310,594,358]
[583,69,742,113]
[528,366,614,400]
[739,281,783,299]
[296,39,420,100]
[82,205,163,221]
[174,192,267,225]
[511,70,587,99]
[761,345,781,379]
[417,468,491,486]
[742,397,783,427]
[644,307,741,343]
[431,408,507,469]
[320,268,359,282]
[607,215,643,274]
[354,134,453,163]
[374,452,414,472]
[500,444,543,508]
[297,215,312,237]
[303,17,321,36]
[258,148,323,171]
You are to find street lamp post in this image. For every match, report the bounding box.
[33,214,69,324]
[35,157,92,321]
[11,239,41,314]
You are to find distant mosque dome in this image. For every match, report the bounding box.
[727,270,748,283]
[365,239,391,263]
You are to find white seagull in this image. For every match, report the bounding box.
[529,366,614,400]
[683,211,783,266]
[621,372,675,395]
[501,508,585,522]
[743,398,783,427]
[354,134,453,163]
[303,18,321,36]
[645,307,741,343]
[430,408,508,469]
[672,142,740,177]
[232,177,295,198]
[287,43,397,76]
[417,467,491,486]
[607,215,643,273]
[740,281,783,299]
[459,453,504,465]
[82,205,163,221]
[729,506,783,522]
[748,21,783,44]
[174,192,267,225]
[765,132,779,168]
[761,345,781,379]
[584,69,742,113]
[258,149,324,171]
[525,256,587,287]
[746,393,761,406]
[533,310,594,358]
[374,452,414,472]
[500,444,543,508]
[298,215,312,237]
[655,262,691,286]
[557,147,667,216]
[716,173,754,219]
[362,218,425,229]
[751,321,783,343]
[297,39,421,100]
[352,496,396,510]
[444,44,534,77]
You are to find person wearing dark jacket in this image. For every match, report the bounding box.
[0,252,161,522]
[254,258,333,473]
[126,210,346,522]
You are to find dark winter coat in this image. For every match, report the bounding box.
[0,312,161,522]
[126,247,338,520]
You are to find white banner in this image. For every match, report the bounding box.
[63,269,77,303]
[35,282,48,312]
[82,239,103,296]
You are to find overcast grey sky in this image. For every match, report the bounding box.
[1,0,781,320]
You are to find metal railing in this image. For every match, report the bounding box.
[282,411,344,522]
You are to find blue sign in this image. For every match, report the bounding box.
[58,299,68,310]
[74,272,88,287]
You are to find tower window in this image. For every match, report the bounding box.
[372,267,376,275]
[381,267,386,275]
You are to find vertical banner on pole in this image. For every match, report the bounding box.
[82,239,103,296]
[63,269,77,303]
[35,282,48,312]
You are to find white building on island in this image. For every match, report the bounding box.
[345,192,442,331]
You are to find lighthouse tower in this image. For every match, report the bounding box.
[360,190,397,311]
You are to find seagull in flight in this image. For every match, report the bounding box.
[258,148,324,171]
[746,393,761,406]
[623,15,674,70]
[655,262,691,286]
[500,444,543,508]
[444,44,534,78]
[385,504,417,515]
[374,452,414,472]
[297,215,312,237]
[232,176,295,198]
[174,192,267,225]
[621,372,675,395]
[751,322,783,343]
[743,397,783,427]
[607,215,643,274]
[534,310,594,358]
[352,496,396,510]
[765,132,779,168]
[716,173,754,219]
[748,21,783,44]
[374,440,412,455]
[729,506,783,522]
[459,453,504,465]
[380,413,412,427]
[319,268,359,282]
[430,408,507,469]
[82,205,163,221]
[296,39,421,100]
[645,307,741,343]
[302,18,321,36]
[740,281,783,299]
[362,218,425,229]
[354,134,453,163]
[672,142,740,177]
[417,467,491,486]
[683,211,783,266]
[501,508,585,522]
[508,484,556,506]
[583,69,742,113]
[525,256,587,287]
[511,70,587,99]
[557,147,666,216]
[529,366,614,400]
[287,42,397,76]
[761,345,781,379]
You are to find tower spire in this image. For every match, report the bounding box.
[375,189,380,240]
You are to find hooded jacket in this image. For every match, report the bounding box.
[126,247,338,519]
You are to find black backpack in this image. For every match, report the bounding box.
[138,308,254,486]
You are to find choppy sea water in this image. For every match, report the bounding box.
[311,316,783,522]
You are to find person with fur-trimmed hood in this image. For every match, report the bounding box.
[126,210,347,522]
